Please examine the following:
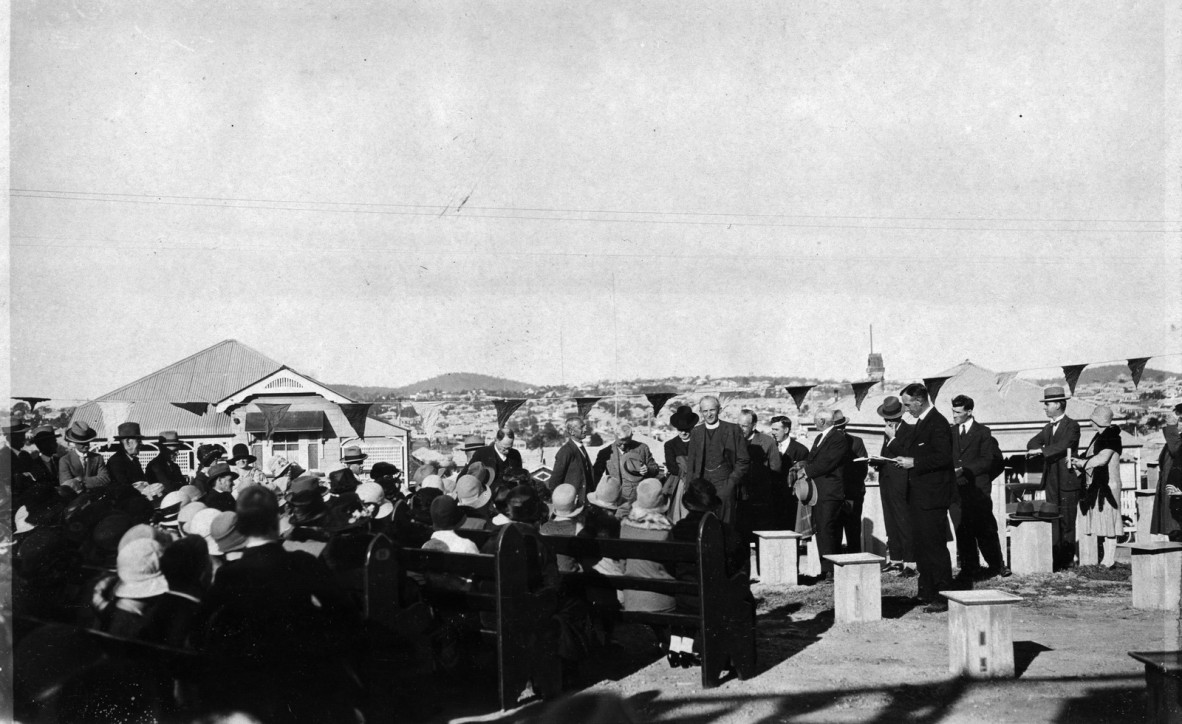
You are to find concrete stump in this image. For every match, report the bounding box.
[1122,542,1182,610]
[823,553,885,623]
[941,589,1023,678]
[1129,651,1182,724]
[1008,519,1054,575]
[753,530,803,586]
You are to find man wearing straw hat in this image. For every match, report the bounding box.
[1025,386,1082,569]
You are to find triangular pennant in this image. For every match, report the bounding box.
[994,371,1018,397]
[574,396,602,418]
[1127,357,1150,389]
[1061,364,1087,396]
[12,396,50,412]
[922,376,951,403]
[644,393,677,418]
[493,399,528,429]
[339,403,373,439]
[256,403,291,440]
[96,401,135,438]
[415,402,447,438]
[170,401,211,416]
[850,381,878,411]
[785,385,815,411]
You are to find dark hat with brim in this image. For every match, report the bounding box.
[669,406,699,432]
[63,422,99,444]
[831,410,848,428]
[30,425,58,442]
[205,461,239,483]
[199,445,228,468]
[3,421,30,436]
[682,478,724,512]
[157,430,184,448]
[113,422,146,440]
[877,397,904,421]
[430,495,466,530]
[229,443,256,464]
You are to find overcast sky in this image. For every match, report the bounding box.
[8,1,1181,401]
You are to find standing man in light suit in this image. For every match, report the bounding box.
[685,396,750,525]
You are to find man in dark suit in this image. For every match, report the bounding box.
[463,427,524,483]
[549,417,594,503]
[58,421,111,493]
[1026,386,1082,569]
[950,395,1009,581]
[685,396,750,525]
[26,425,67,488]
[793,409,849,575]
[107,422,148,489]
[147,430,188,492]
[873,397,915,576]
[737,409,782,539]
[2,422,36,501]
[833,411,868,554]
[896,383,956,613]
[1150,405,1182,538]
[770,416,809,529]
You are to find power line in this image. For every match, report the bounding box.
[10,189,1182,234]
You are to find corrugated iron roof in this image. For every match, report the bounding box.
[97,339,284,403]
[72,400,233,438]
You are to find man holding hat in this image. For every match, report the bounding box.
[146,431,187,492]
[872,397,915,577]
[1025,386,1081,569]
[594,423,659,497]
[107,422,149,489]
[463,427,524,483]
[793,409,849,576]
[58,421,110,493]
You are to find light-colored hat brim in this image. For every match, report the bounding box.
[586,492,619,510]
[552,504,584,520]
[115,574,168,600]
[459,487,493,510]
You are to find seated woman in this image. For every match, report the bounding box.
[540,484,584,573]
[619,479,677,663]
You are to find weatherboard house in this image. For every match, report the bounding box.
[69,339,410,476]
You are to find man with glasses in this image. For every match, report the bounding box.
[685,396,750,524]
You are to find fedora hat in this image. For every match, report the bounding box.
[2,421,29,436]
[206,461,239,483]
[682,478,723,512]
[157,430,184,448]
[1036,501,1061,519]
[1007,500,1041,521]
[1090,405,1114,427]
[794,475,820,507]
[876,397,904,421]
[229,443,256,465]
[63,421,99,444]
[198,444,227,468]
[455,474,492,509]
[113,422,146,440]
[669,405,699,432]
[621,453,648,481]
[550,484,583,519]
[1041,386,1070,402]
[459,434,484,452]
[466,460,497,488]
[587,477,622,510]
[831,410,848,428]
[340,445,368,464]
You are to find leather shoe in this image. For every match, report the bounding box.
[923,601,949,613]
[898,567,917,578]
[667,652,683,668]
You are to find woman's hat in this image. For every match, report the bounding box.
[1090,405,1114,427]
[206,461,239,484]
[157,430,184,448]
[587,478,622,510]
[370,461,400,480]
[430,495,465,531]
[178,485,204,504]
[114,538,168,599]
[177,502,207,532]
[876,397,904,421]
[198,445,228,468]
[631,478,668,516]
[187,508,222,555]
[340,446,368,465]
[682,478,723,512]
[420,474,444,491]
[412,462,439,485]
[794,475,820,507]
[455,474,492,509]
[329,468,361,495]
[210,511,247,554]
[441,475,459,498]
[550,484,583,519]
[459,434,484,452]
[229,443,256,465]
[117,523,171,552]
[356,482,394,519]
[113,422,146,440]
[411,488,444,524]
[1041,386,1071,402]
[63,421,99,444]
[506,485,546,524]
[669,406,699,432]
[466,461,497,488]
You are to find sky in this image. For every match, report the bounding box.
[7,1,1182,401]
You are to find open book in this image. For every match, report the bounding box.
[852,454,895,464]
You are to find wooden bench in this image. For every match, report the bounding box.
[823,553,885,623]
[394,523,562,711]
[940,590,1023,678]
[1121,542,1182,610]
[1129,651,1182,723]
[540,512,756,688]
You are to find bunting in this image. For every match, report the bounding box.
[922,376,951,403]
[994,371,1018,397]
[1061,364,1088,396]
[644,393,677,418]
[339,403,373,439]
[1127,357,1150,388]
[96,401,134,438]
[256,403,291,440]
[493,398,528,429]
[785,385,815,411]
[170,402,211,416]
[850,381,878,411]
[11,396,50,412]
[574,396,602,418]
[415,402,448,438]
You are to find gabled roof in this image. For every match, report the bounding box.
[97,339,284,403]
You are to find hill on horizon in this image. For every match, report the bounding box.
[330,373,536,400]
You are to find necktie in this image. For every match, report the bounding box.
[812,434,822,452]
[961,425,967,436]
[579,444,590,466]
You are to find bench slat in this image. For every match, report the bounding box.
[397,549,497,578]
[558,571,697,595]
[617,610,700,627]
[542,535,699,562]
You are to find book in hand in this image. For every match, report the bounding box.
[853,454,896,464]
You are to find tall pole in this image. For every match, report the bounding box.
[612,272,619,421]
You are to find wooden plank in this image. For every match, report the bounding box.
[824,553,886,566]
[941,589,1022,606]
[397,549,497,578]
[557,572,697,595]
[1129,547,1182,611]
[1126,542,1182,554]
[542,535,699,562]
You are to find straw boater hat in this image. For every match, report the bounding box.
[549,484,583,520]
[1090,405,1115,427]
[63,421,99,444]
[1041,386,1071,402]
[587,477,622,510]
[459,434,484,452]
[876,397,904,421]
[114,538,168,599]
[455,474,492,509]
[113,422,146,440]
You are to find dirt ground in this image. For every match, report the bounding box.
[439,561,1179,724]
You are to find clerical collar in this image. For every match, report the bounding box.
[704,421,720,430]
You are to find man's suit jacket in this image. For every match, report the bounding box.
[593,439,659,483]
[952,421,1002,494]
[464,445,524,483]
[780,438,810,467]
[685,421,751,499]
[1026,416,1082,493]
[58,449,111,490]
[804,427,849,502]
[549,439,594,499]
[877,422,912,495]
[146,452,187,491]
[843,434,869,502]
[903,408,956,510]
[745,431,782,485]
[107,449,147,487]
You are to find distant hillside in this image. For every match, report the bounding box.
[1030,364,1177,385]
[329,373,535,400]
